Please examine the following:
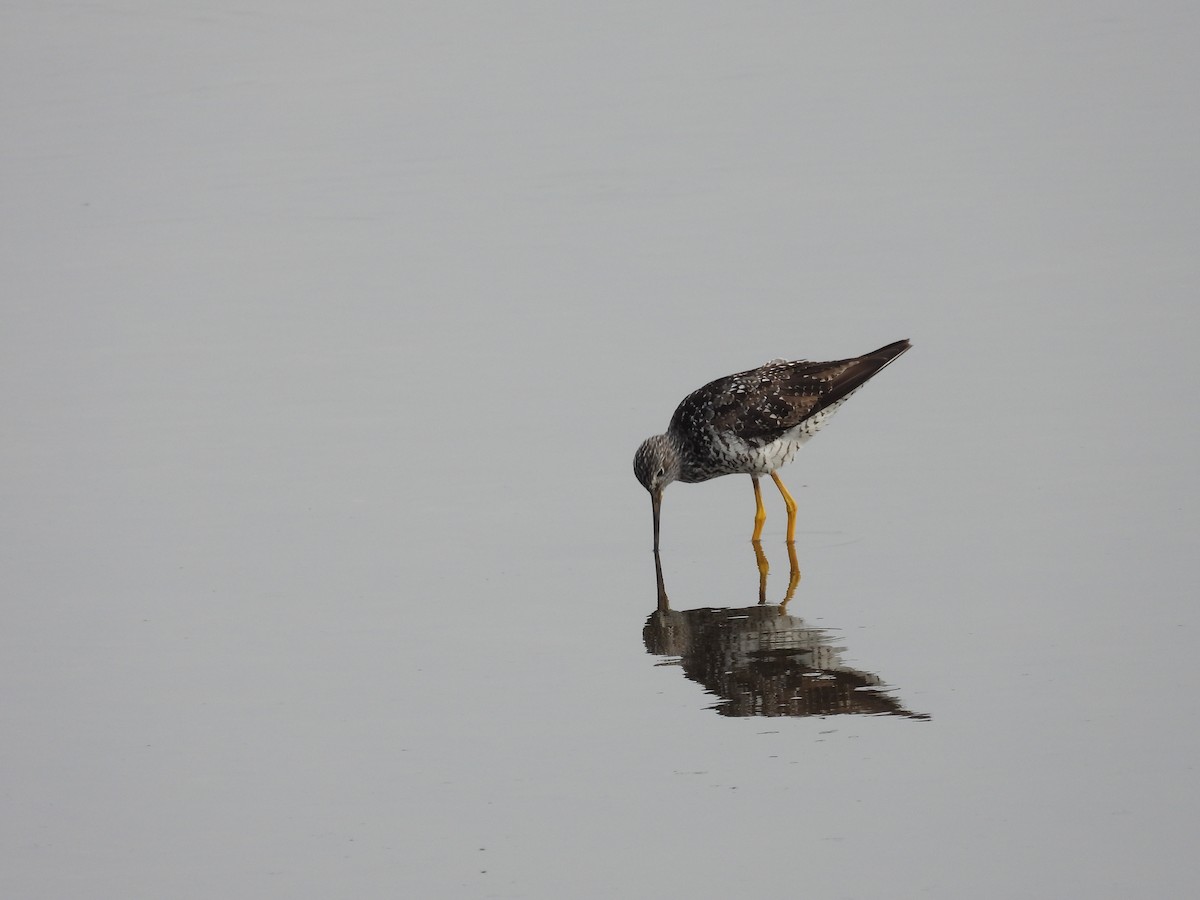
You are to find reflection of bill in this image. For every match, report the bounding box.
[646,545,928,720]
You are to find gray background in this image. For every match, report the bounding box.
[4,2,1198,898]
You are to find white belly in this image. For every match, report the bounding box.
[722,397,849,475]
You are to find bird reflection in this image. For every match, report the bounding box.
[646,544,928,719]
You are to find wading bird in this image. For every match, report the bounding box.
[633,339,910,550]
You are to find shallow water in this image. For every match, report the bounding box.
[4,2,1199,898]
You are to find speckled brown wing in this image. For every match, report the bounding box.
[669,340,910,444]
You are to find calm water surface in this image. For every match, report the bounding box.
[4,3,1198,898]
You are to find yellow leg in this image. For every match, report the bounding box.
[750,475,767,541]
[770,471,798,543]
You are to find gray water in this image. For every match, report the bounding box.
[4,3,1198,898]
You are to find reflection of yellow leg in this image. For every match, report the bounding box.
[770,471,798,543]
[756,540,803,609]
[752,539,769,604]
[751,475,767,541]
[780,541,802,610]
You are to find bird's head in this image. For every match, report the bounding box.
[633,434,682,550]
[633,434,681,495]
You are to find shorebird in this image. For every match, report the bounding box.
[633,339,910,549]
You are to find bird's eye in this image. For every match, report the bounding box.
[657,467,665,477]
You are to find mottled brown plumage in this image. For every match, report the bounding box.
[634,340,910,548]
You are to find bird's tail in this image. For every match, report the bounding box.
[825,339,911,402]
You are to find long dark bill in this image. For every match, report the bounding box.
[651,489,663,552]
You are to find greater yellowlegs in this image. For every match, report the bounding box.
[633,339,910,549]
